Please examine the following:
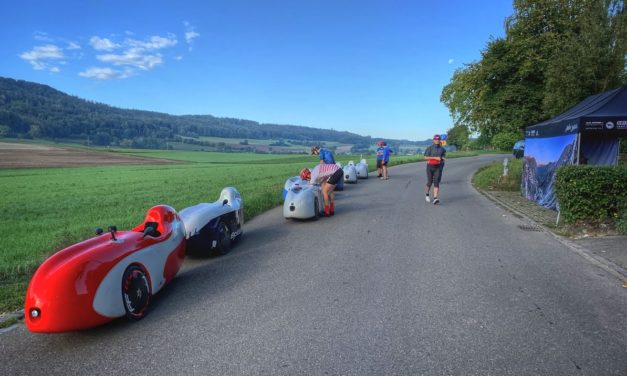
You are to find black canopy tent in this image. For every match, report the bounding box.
[522,86,627,209]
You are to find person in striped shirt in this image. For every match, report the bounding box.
[304,163,344,216]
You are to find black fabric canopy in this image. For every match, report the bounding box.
[525,85,627,138]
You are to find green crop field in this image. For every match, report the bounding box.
[0,149,479,313]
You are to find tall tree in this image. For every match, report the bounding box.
[446,124,470,150]
[441,0,627,146]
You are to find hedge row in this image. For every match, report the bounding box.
[555,165,627,223]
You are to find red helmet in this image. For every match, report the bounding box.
[299,168,311,181]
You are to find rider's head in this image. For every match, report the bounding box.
[299,168,311,181]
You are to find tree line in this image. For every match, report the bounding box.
[0,77,376,149]
[442,0,627,150]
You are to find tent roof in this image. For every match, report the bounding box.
[525,85,627,138]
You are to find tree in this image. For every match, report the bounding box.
[441,0,627,147]
[446,124,470,150]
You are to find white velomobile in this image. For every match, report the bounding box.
[283,174,324,220]
[179,187,244,256]
[344,161,358,183]
[356,159,369,179]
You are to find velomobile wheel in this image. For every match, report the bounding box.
[313,198,320,220]
[122,265,151,320]
[216,220,232,255]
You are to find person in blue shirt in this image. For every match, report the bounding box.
[311,146,335,164]
[376,140,385,178]
[380,142,393,180]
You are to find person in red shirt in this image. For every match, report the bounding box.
[423,134,446,205]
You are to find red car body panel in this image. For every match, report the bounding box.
[25,205,186,333]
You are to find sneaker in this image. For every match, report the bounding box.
[425,195,431,203]
[433,198,440,205]
[380,177,385,180]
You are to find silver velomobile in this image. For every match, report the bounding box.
[283,176,324,220]
[344,161,358,183]
[356,159,369,179]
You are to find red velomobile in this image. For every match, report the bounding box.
[25,205,186,333]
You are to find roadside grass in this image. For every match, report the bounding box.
[472,158,522,191]
[0,150,476,313]
[0,316,19,330]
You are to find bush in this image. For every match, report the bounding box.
[555,165,627,223]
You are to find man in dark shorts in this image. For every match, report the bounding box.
[376,140,385,177]
[381,141,392,180]
[423,134,446,205]
[308,163,343,216]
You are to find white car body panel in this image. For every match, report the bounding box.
[179,187,243,239]
[283,179,324,219]
[344,161,358,183]
[92,221,186,318]
[356,159,368,179]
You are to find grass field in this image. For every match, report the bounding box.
[0,149,478,313]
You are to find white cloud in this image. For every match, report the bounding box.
[33,31,53,42]
[448,58,454,64]
[24,31,179,79]
[79,67,133,80]
[97,50,163,70]
[126,35,178,50]
[89,36,120,51]
[185,31,200,44]
[67,41,81,50]
[183,21,200,50]
[19,44,65,71]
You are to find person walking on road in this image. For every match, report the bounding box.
[381,142,392,180]
[423,134,446,205]
[376,140,385,178]
[302,163,344,216]
[311,145,335,165]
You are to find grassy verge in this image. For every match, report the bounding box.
[472,158,522,191]
[0,150,476,313]
[0,316,19,330]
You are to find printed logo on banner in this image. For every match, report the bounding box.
[585,121,604,130]
[605,121,615,130]
[525,129,538,137]
[565,123,578,132]
[617,120,627,129]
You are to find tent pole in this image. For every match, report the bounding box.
[575,132,581,165]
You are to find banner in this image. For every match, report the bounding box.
[521,134,578,210]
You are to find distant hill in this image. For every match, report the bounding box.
[0,77,383,149]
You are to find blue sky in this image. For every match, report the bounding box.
[1,1,513,141]
[526,135,578,166]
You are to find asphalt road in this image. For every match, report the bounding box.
[2,155,626,375]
